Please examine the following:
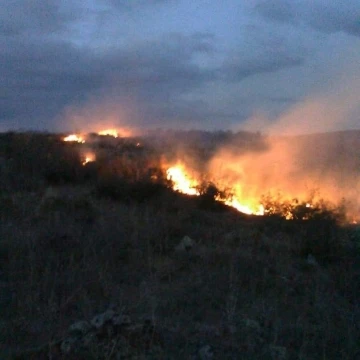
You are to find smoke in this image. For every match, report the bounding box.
[207,58,360,220]
[57,97,141,136]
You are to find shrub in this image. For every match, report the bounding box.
[37,193,98,224]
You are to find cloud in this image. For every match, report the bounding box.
[253,0,360,37]
[0,0,82,36]
[107,0,175,9]
[1,0,359,131]
[221,23,307,81]
[238,42,360,136]
[0,31,217,129]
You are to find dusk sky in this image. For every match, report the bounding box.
[1,0,360,133]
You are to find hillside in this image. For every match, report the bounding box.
[0,130,359,359]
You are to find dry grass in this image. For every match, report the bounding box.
[0,185,359,359]
[0,132,359,359]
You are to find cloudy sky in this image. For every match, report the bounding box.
[1,0,360,133]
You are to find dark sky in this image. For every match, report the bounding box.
[1,0,360,133]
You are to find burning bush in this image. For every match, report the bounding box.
[261,192,347,223]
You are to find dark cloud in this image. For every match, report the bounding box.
[223,53,304,82]
[254,0,360,37]
[2,0,357,131]
[0,0,81,36]
[0,30,217,129]
[222,24,306,82]
[1,19,307,130]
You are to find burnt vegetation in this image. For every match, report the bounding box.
[0,130,359,359]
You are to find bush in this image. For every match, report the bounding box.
[37,193,98,224]
[261,193,346,223]
[95,176,170,203]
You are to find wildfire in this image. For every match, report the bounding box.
[166,164,264,215]
[82,153,96,166]
[219,197,265,216]
[98,129,118,138]
[166,165,200,196]
[63,134,85,143]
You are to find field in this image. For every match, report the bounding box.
[0,130,359,359]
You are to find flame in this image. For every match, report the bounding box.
[219,197,265,215]
[166,165,200,196]
[82,153,96,165]
[166,164,264,215]
[63,134,85,143]
[98,129,118,137]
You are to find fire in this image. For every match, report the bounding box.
[166,164,264,215]
[63,134,85,143]
[219,197,265,215]
[98,129,118,138]
[166,165,200,196]
[82,153,96,165]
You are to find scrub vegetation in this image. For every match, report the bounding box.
[0,131,359,359]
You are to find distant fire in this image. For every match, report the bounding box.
[63,134,85,143]
[166,164,264,215]
[166,165,199,196]
[82,153,96,166]
[60,128,358,222]
[98,129,118,138]
[219,197,264,216]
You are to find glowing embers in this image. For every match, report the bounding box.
[98,129,118,138]
[166,165,200,196]
[63,134,85,143]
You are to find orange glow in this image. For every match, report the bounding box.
[98,129,118,137]
[82,153,96,166]
[63,134,85,143]
[218,197,265,215]
[166,164,264,215]
[166,165,200,196]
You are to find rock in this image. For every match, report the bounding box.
[175,235,195,252]
[17,309,164,359]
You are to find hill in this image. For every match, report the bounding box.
[0,130,359,359]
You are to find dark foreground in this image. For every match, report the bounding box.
[0,185,359,359]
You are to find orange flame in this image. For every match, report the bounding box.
[63,134,85,143]
[82,152,96,166]
[218,197,265,215]
[166,164,264,215]
[166,165,200,196]
[98,129,118,137]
